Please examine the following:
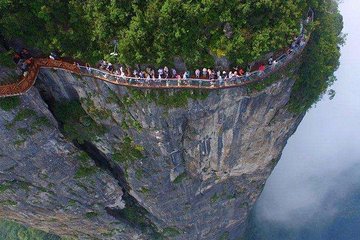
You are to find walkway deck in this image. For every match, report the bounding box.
[0,27,311,97]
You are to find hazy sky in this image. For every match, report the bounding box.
[254,0,360,231]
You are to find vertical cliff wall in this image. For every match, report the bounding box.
[0,87,150,239]
[0,67,304,239]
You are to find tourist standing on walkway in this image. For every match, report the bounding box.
[202,68,207,78]
[195,69,200,78]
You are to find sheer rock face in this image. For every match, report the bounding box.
[0,68,304,239]
[0,88,144,239]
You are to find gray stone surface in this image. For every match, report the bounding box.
[0,66,304,239]
[0,88,145,239]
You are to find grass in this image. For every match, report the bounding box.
[74,152,98,179]
[67,199,77,207]
[121,120,129,130]
[13,139,25,147]
[162,227,181,237]
[75,166,97,179]
[81,97,112,120]
[77,151,91,164]
[0,200,17,206]
[0,182,12,193]
[135,169,144,180]
[173,172,187,184]
[13,109,36,122]
[0,219,60,240]
[210,193,220,204]
[112,136,144,165]
[139,187,150,194]
[31,116,51,129]
[219,231,230,240]
[85,211,98,218]
[17,181,31,192]
[17,128,33,137]
[0,97,20,111]
[117,205,160,236]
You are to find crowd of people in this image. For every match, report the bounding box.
[96,60,251,83]
[11,14,309,86]
[86,28,306,84]
[89,32,307,86]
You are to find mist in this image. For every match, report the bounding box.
[247,1,360,239]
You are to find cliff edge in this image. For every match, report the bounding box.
[0,67,303,239]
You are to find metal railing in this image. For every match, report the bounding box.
[77,43,305,90]
[0,12,313,97]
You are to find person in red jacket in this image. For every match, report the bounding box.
[258,64,265,76]
[258,64,265,72]
[238,68,245,76]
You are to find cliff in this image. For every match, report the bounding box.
[0,68,304,239]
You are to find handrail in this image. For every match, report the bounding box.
[0,14,312,97]
[76,46,304,90]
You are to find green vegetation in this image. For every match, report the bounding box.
[17,128,33,138]
[53,101,107,144]
[75,166,97,179]
[74,152,98,179]
[0,1,343,113]
[112,136,144,165]
[288,1,344,113]
[210,193,220,204]
[139,187,150,195]
[247,57,299,93]
[77,151,91,163]
[67,199,76,207]
[173,172,187,184]
[0,219,60,240]
[81,97,112,120]
[219,231,230,240]
[118,205,154,232]
[162,227,181,238]
[5,108,37,130]
[17,181,31,192]
[0,182,12,193]
[13,109,36,122]
[0,200,17,206]
[85,211,98,219]
[135,169,144,180]
[0,1,312,67]
[245,1,344,113]
[0,96,20,111]
[0,50,16,68]
[31,116,51,129]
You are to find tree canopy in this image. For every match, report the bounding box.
[0,0,313,67]
[288,0,344,112]
[0,0,344,112]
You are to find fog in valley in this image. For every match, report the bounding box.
[247,1,360,239]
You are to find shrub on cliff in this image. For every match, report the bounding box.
[53,101,106,144]
[0,96,20,111]
[0,219,60,240]
[289,0,344,113]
